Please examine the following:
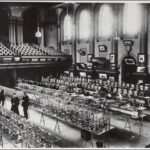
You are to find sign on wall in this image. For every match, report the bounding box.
[87,54,93,62]
[98,45,107,52]
[109,53,115,63]
[78,48,86,56]
[138,54,145,64]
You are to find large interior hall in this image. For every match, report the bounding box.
[0,1,150,149]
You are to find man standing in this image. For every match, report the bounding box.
[0,90,5,106]
[0,89,5,106]
[22,92,29,119]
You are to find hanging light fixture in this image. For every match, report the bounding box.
[35,26,42,38]
[35,15,42,38]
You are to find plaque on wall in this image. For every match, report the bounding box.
[78,48,86,56]
[99,73,107,79]
[87,54,93,62]
[123,40,134,46]
[125,58,135,65]
[109,53,115,63]
[137,66,145,73]
[98,45,107,52]
[79,72,86,77]
[138,54,145,64]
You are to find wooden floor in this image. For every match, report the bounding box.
[1,98,150,148]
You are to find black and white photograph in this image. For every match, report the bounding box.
[0,0,150,149]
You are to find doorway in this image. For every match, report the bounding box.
[121,55,136,83]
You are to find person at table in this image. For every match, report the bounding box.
[22,92,30,119]
[0,89,5,106]
[11,93,20,115]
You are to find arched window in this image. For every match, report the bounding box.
[123,3,142,36]
[79,10,91,40]
[64,14,72,41]
[99,5,114,38]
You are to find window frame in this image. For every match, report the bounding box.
[98,4,114,40]
[78,9,91,42]
[63,14,72,42]
[123,3,142,38]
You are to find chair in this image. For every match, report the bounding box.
[81,129,93,147]
[96,141,103,148]
[145,144,150,148]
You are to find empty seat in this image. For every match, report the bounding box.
[96,141,104,148]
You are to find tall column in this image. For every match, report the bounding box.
[17,18,21,45]
[13,18,16,46]
[147,6,150,73]
[10,17,17,46]
[16,17,24,46]
[111,4,119,71]
[71,4,79,65]
[140,5,148,73]
[20,18,23,44]
[9,18,13,47]
[89,4,95,55]
[57,19,61,51]
[140,7,148,54]
[55,8,63,51]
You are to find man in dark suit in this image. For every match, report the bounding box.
[0,89,5,106]
[22,92,30,119]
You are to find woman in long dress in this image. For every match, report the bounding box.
[11,93,20,115]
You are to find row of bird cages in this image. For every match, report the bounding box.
[0,106,60,148]
[29,101,109,133]
[17,83,72,98]
[17,83,54,96]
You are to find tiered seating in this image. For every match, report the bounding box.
[32,44,65,56]
[12,44,66,56]
[12,44,45,56]
[32,44,48,55]
[0,42,14,56]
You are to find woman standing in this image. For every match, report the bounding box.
[11,93,20,115]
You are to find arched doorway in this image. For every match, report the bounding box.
[22,8,39,44]
[0,9,9,44]
[121,55,136,83]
